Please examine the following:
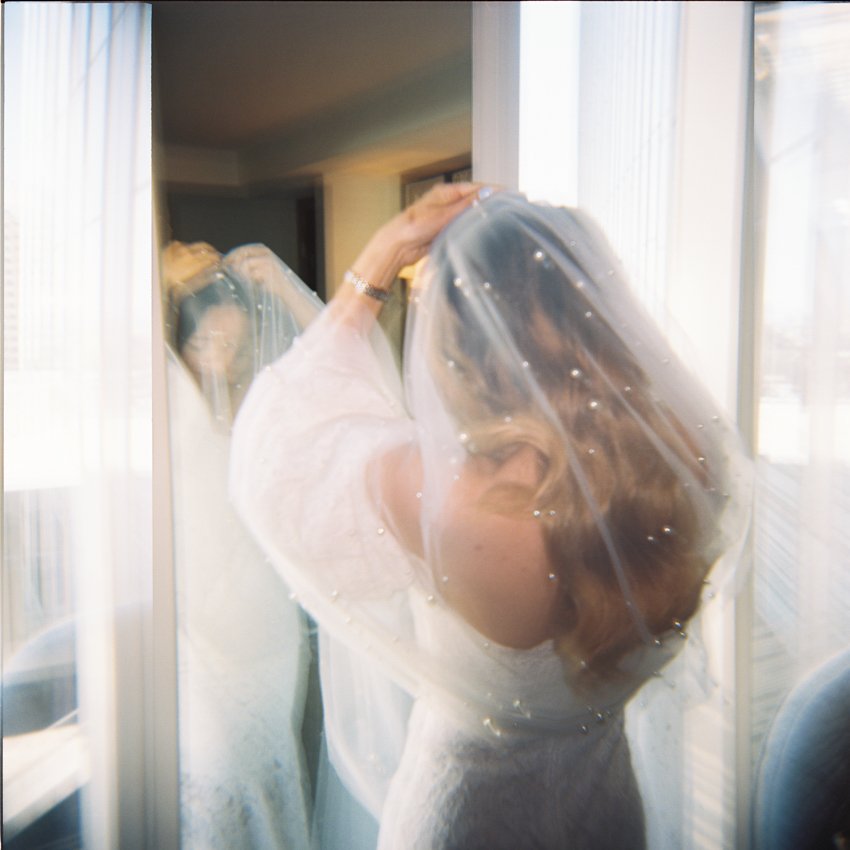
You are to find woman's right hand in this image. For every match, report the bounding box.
[350,183,486,297]
[327,182,489,329]
[380,182,486,271]
[162,241,221,292]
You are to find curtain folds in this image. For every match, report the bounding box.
[3,4,153,847]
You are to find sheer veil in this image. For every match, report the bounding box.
[164,242,324,427]
[163,243,324,848]
[229,194,752,830]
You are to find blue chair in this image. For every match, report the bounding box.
[752,648,850,850]
[3,618,77,735]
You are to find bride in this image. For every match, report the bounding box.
[230,184,749,848]
[162,241,323,849]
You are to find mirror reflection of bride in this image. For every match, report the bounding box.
[161,241,323,849]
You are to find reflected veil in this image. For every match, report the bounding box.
[163,242,323,849]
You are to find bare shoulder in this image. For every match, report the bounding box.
[375,444,560,649]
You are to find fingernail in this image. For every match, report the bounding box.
[478,186,494,201]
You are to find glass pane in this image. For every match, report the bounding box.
[751,3,850,848]
[160,244,322,849]
[520,5,748,847]
[152,4,472,846]
[576,0,681,317]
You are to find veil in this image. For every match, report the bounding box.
[164,242,324,427]
[163,242,324,848]
[229,194,752,824]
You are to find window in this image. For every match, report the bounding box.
[750,0,850,838]
[2,4,158,846]
[5,3,847,847]
[516,5,749,846]
[513,0,846,845]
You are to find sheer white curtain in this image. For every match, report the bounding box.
[3,4,158,848]
[751,0,850,813]
[575,1,682,318]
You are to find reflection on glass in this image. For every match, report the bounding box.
[752,3,850,847]
[161,242,323,849]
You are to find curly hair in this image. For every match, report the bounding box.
[425,202,724,683]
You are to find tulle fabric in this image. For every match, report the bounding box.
[229,194,751,845]
[164,243,325,849]
[165,243,325,428]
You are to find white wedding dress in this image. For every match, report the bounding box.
[229,195,749,849]
[376,608,648,849]
[231,317,673,849]
[168,351,313,850]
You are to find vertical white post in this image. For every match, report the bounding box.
[667,5,752,850]
[518,1,580,207]
[667,1,750,413]
[472,1,521,188]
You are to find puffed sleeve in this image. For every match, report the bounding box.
[229,310,420,602]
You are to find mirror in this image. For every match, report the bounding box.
[151,3,471,847]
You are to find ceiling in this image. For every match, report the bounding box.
[152,1,473,155]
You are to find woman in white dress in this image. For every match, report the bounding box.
[163,242,323,849]
[230,185,750,849]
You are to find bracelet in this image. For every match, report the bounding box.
[345,269,391,303]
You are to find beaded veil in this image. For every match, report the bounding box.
[162,241,324,848]
[163,241,323,428]
[229,193,752,821]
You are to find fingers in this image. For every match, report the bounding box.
[407,183,476,229]
[162,240,221,289]
[431,181,480,202]
[416,181,486,210]
[343,181,496,299]
[399,183,488,259]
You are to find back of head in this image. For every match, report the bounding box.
[407,193,748,683]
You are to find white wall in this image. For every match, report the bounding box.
[322,172,402,297]
[160,144,241,189]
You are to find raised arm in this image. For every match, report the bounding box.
[328,182,483,330]
[339,182,562,649]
